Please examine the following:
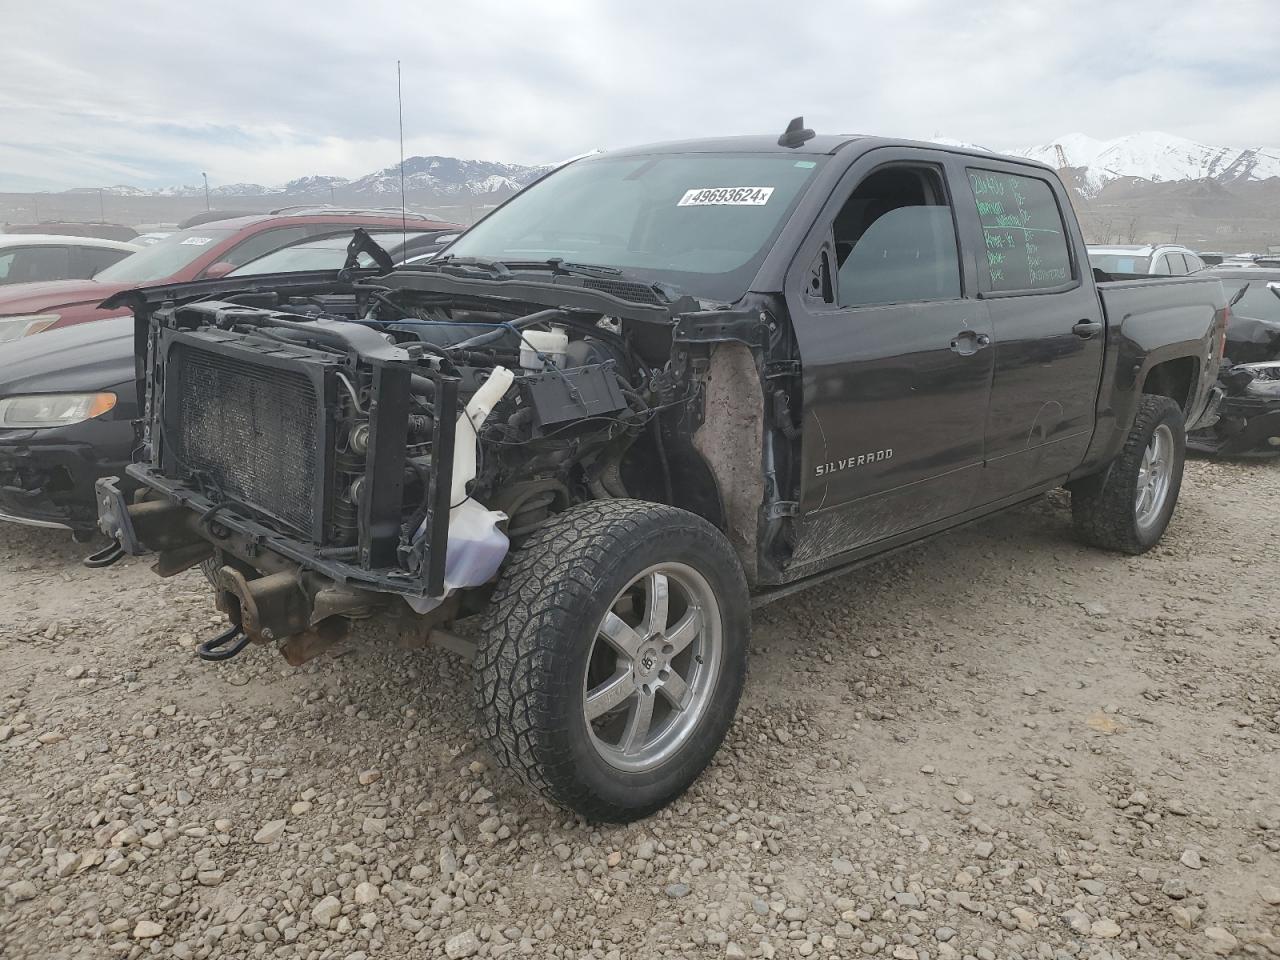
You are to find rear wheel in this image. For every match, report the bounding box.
[475,499,749,822]
[1071,395,1186,554]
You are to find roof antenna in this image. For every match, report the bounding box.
[778,116,815,148]
[397,59,407,261]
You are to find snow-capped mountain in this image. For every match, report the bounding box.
[71,156,550,202]
[1011,132,1280,195]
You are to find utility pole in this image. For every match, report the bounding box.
[98,188,105,222]
[1173,224,1180,243]
[202,172,211,211]
[330,184,336,205]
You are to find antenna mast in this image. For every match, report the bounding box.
[397,60,407,258]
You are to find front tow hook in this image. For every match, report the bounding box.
[83,540,126,568]
[197,624,252,662]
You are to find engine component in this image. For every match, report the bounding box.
[520,366,629,435]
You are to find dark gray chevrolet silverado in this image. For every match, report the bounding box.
[95,122,1227,821]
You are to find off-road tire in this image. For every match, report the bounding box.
[474,499,750,822]
[1071,395,1186,554]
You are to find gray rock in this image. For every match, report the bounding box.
[253,819,287,844]
[7,879,37,901]
[445,930,481,959]
[1062,909,1091,936]
[665,883,691,899]
[311,895,342,927]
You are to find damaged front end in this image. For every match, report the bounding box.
[1188,360,1280,456]
[94,266,725,661]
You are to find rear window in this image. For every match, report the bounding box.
[94,228,236,283]
[967,169,1073,292]
[1088,253,1151,275]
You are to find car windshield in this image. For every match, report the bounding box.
[442,153,826,301]
[94,228,236,283]
[1212,275,1280,322]
[1089,253,1151,274]
[229,232,430,276]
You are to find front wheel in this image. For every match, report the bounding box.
[474,500,750,822]
[1071,394,1186,554]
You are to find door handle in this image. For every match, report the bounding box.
[1073,319,1103,338]
[950,330,991,356]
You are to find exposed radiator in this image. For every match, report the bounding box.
[168,344,323,538]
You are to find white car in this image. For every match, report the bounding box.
[0,234,142,285]
[1087,243,1205,277]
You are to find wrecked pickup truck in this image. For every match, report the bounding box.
[95,121,1227,822]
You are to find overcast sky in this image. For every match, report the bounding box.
[2,0,1277,191]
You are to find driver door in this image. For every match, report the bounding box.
[784,152,993,571]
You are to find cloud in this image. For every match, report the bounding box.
[1,0,1277,190]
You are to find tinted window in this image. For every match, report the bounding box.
[0,246,72,283]
[837,207,960,307]
[1185,253,1204,272]
[967,169,1072,292]
[94,228,237,283]
[1152,254,1173,275]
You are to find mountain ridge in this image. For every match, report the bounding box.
[47,132,1278,202]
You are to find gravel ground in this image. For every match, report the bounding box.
[2,457,1279,960]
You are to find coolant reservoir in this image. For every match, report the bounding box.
[520,326,568,372]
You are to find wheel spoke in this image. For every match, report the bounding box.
[659,669,690,710]
[644,572,669,636]
[619,688,656,755]
[599,611,644,659]
[585,669,636,720]
[665,608,702,655]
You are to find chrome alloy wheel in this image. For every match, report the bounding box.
[1135,423,1175,531]
[582,563,722,772]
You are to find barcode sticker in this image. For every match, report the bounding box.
[677,186,774,207]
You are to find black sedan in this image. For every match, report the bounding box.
[0,316,137,537]
[1189,265,1280,456]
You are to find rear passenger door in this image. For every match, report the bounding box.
[785,150,993,569]
[959,163,1105,502]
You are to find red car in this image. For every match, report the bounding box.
[0,209,460,342]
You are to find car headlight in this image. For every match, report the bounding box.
[0,313,61,342]
[0,392,117,428]
[1237,362,1280,399]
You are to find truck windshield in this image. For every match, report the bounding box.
[443,153,825,301]
[1089,253,1151,275]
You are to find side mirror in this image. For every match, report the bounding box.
[203,261,235,279]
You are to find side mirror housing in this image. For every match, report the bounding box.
[203,261,235,279]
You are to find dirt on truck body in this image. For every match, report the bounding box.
[96,120,1227,822]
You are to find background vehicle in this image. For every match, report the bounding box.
[97,126,1226,822]
[1188,262,1280,455]
[1088,243,1206,276]
[3,221,138,242]
[0,234,141,286]
[0,229,453,536]
[0,318,135,534]
[225,229,454,275]
[0,209,461,342]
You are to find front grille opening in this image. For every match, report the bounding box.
[172,346,321,536]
